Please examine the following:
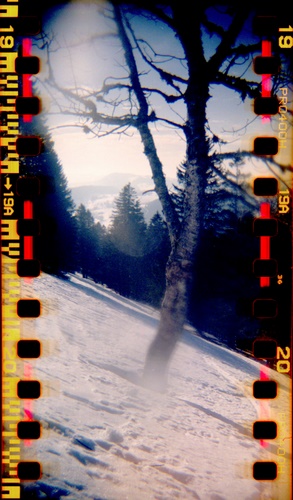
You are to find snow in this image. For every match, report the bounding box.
[18,273,291,500]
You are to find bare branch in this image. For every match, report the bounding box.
[202,14,226,39]
[124,15,187,92]
[113,2,180,242]
[212,72,259,100]
[141,87,183,103]
[136,38,185,64]
[99,80,182,104]
[99,81,132,94]
[133,45,186,91]
[221,115,259,137]
[215,151,293,174]
[154,115,184,129]
[142,189,156,195]
[207,6,252,78]
[128,2,176,31]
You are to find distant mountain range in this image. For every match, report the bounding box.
[71,172,177,226]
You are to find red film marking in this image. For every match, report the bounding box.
[24,363,33,447]
[261,41,271,122]
[22,38,33,123]
[24,238,33,260]
[260,202,270,287]
[24,408,33,420]
[19,42,38,449]
[24,200,33,260]
[259,367,270,448]
[262,40,271,57]
[258,227,271,448]
[24,200,33,218]
[260,367,269,381]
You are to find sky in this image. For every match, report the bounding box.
[33,2,186,186]
[32,1,291,188]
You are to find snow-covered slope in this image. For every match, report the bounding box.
[19,274,291,500]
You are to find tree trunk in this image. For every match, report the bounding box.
[142,155,206,390]
[142,242,195,390]
[113,2,212,390]
[143,6,210,390]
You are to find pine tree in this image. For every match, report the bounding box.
[110,183,147,257]
[75,204,98,279]
[171,159,260,346]
[19,116,76,275]
[146,212,170,254]
[91,221,108,284]
[172,159,256,235]
[144,212,171,305]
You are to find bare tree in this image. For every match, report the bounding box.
[40,1,292,390]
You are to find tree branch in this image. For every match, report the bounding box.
[207,5,252,78]
[112,2,180,243]
[212,72,259,100]
[215,151,293,174]
[125,17,187,92]
[128,2,176,31]
[99,80,183,104]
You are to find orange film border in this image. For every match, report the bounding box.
[250,15,292,488]
[1,3,292,500]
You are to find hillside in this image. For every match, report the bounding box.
[17,273,291,500]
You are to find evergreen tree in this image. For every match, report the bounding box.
[172,158,257,235]
[110,183,147,257]
[172,159,260,346]
[19,116,77,275]
[106,183,148,299]
[144,212,171,306]
[75,204,98,279]
[146,212,169,254]
[91,221,109,284]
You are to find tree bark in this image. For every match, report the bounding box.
[143,6,210,390]
[112,2,249,390]
[113,3,180,246]
[142,154,208,390]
